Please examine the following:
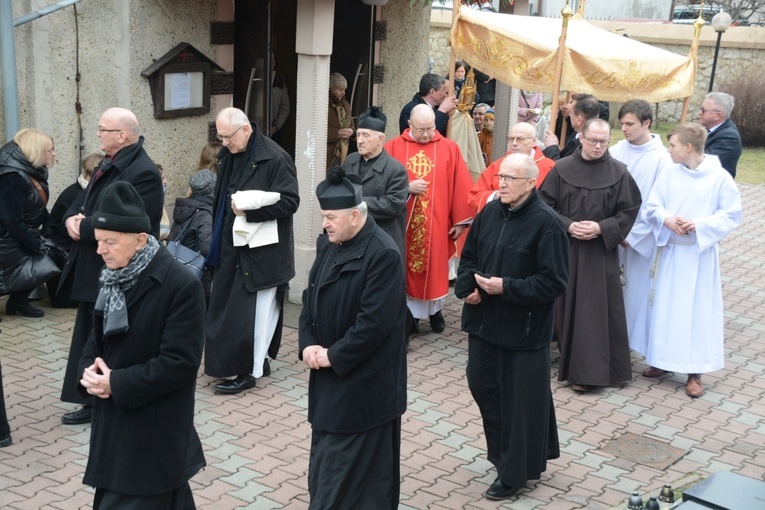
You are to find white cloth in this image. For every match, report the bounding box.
[231,190,281,248]
[251,287,280,378]
[610,135,672,349]
[407,297,446,319]
[640,155,741,373]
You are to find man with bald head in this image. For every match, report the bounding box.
[59,107,164,425]
[386,104,473,334]
[468,122,555,215]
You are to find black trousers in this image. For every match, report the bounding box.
[466,334,560,488]
[94,482,195,510]
[0,358,9,439]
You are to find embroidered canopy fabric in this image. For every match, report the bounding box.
[450,8,696,103]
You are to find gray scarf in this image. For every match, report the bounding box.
[95,236,160,336]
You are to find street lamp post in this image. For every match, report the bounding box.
[709,11,732,93]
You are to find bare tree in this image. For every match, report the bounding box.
[675,0,765,23]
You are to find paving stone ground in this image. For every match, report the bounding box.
[1,183,764,509]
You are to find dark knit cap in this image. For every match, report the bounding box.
[316,167,362,210]
[93,181,151,233]
[356,106,386,133]
[189,169,216,198]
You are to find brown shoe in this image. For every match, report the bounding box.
[643,366,668,378]
[570,383,588,392]
[686,374,704,398]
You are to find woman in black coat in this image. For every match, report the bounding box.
[0,128,57,318]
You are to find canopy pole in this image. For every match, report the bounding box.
[548,1,573,138]
[446,2,459,138]
[576,0,587,17]
[558,91,573,149]
[680,7,706,122]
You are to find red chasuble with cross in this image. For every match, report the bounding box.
[385,130,473,301]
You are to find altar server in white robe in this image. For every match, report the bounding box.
[610,100,672,354]
[642,123,741,398]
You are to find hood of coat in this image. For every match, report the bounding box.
[172,195,213,224]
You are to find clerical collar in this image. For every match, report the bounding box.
[363,152,382,164]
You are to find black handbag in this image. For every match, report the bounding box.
[166,209,205,279]
[0,237,65,295]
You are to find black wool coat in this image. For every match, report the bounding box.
[299,217,408,434]
[61,137,164,302]
[77,248,206,495]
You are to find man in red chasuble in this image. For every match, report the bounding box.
[386,104,473,333]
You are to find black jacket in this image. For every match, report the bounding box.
[78,248,206,495]
[0,141,53,258]
[455,190,569,350]
[705,118,742,178]
[299,217,408,433]
[398,93,450,137]
[212,125,299,293]
[60,137,164,302]
[169,195,214,257]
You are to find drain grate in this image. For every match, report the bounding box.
[600,432,687,470]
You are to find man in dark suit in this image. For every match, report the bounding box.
[542,94,601,161]
[59,108,164,425]
[698,92,742,178]
[398,73,457,137]
[78,181,205,509]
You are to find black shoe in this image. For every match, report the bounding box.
[62,405,93,425]
[429,311,445,333]
[0,433,11,447]
[215,375,256,394]
[485,478,520,501]
[262,359,271,378]
[6,295,44,318]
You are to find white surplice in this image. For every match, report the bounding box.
[610,135,672,350]
[641,155,741,373]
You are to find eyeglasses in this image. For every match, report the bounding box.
[508,136,533,143]
[698,107,722,115]
[583,136,610,147]
[216,124,244,141]
[410,126,436,135]
[494,174,531,183]
[97,128,122,134]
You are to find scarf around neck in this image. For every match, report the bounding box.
[95,235,160,336]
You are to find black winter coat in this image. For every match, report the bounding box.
[212,126,299,293]
[398,93,450,137]
[169,195,214,257]
[299,218,408,433]
[60,137,163,302]
[77,248,206,495]
[455,191,569,350]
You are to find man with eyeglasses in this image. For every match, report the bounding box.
[204,107,299,395]
[386,104,473,334]
[456,153,568,501]
[609,100,673,364]
[698,92,742,178]
[468,122,555,215]
[542,93,601,161]
[58,107,164,426]
[539,118,642,393]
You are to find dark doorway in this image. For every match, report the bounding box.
[234,0,298,157]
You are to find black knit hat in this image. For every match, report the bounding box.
[356,106,386,132]
[316,167,362,210]
[93,181,151,233]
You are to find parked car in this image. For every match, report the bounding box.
[672,4,721,24]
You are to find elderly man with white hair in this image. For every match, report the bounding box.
[698,91,742,178]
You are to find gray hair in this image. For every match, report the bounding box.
[330,72,347,90]
[706,92,734,118]
[474,103,490,112]
[352,201,369,218]
[218,107,250,128]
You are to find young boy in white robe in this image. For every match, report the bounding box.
[641,123,741,397]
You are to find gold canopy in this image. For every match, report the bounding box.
[450,7,697,103]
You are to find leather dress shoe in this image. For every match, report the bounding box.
[643,366,668,378]
[62,405,93,425]
[429,311,445,333]
[262,359,271,378]
[570,383,588,392]
[215,374,256,394]
[0,433,12,447]
[485,478,520,500]
[686,374,704,398]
